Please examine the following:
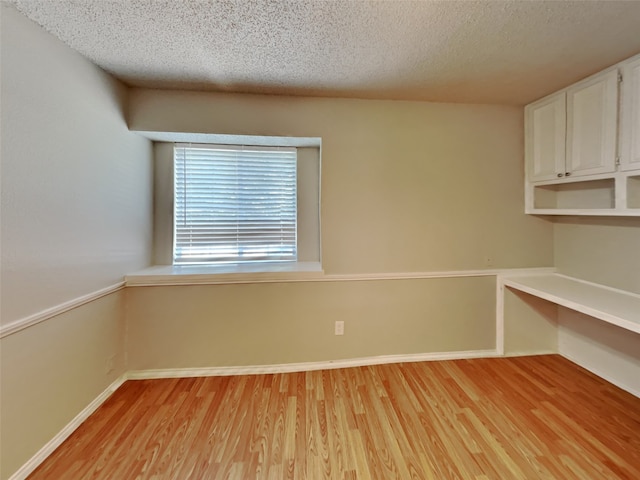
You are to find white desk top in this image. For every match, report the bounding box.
[502,274,640,335]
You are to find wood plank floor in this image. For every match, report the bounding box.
[29,355,640,479]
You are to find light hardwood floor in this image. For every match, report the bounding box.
[29,355,640,479]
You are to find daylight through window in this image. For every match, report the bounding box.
[173,144,297,264]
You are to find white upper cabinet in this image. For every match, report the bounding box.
[524,54,640,215]
[525,69,619,183]
[525,92,566,182]
[566,70,619,177]
[620,56,640,172]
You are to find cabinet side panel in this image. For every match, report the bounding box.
[621,57,640,172]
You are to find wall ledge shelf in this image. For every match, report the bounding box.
[501,273,640,335]
[526,208,640,216]
[525,171,640,216]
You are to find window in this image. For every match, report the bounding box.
[173,144,298,265]
[150,135,320,273]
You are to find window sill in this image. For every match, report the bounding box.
[125,262,324,286]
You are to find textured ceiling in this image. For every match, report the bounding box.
[7,0,640,105]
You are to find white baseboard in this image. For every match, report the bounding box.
[9,375,127,480]
[560,352,640,398]
[126,349,500,379]
[502,350,557,358]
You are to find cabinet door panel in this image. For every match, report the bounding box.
[566,70,618,177]
[525,93,566,182]
[621,56,640,172]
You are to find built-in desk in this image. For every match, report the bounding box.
[502,274,640,335]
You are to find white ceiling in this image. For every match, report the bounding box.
[7,0,640,105]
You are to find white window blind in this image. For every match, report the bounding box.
[174,144,297,264]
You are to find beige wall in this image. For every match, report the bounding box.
[0,6,152,478]
[0,292,126,479]
[126,277,497,370]
[125,88,555,369]
[554,217,640,294]
[1,5,153,326]
[503,288,558,356]
[130,88,554,274]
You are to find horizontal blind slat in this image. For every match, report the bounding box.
[174,145,297,264]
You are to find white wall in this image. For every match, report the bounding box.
[559,308,640,397]
[553,217,640,395]
[0,6,152,478]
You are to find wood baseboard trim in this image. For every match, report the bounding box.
[126,349,500,380]
[559,352,640,398]
[0,282,125,339]
[8,375,127,480]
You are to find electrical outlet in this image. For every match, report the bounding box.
[334,320,344,336]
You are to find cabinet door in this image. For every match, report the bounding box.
[525,92,566,182]
[620,56,640,172]
[566,70,618,177]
